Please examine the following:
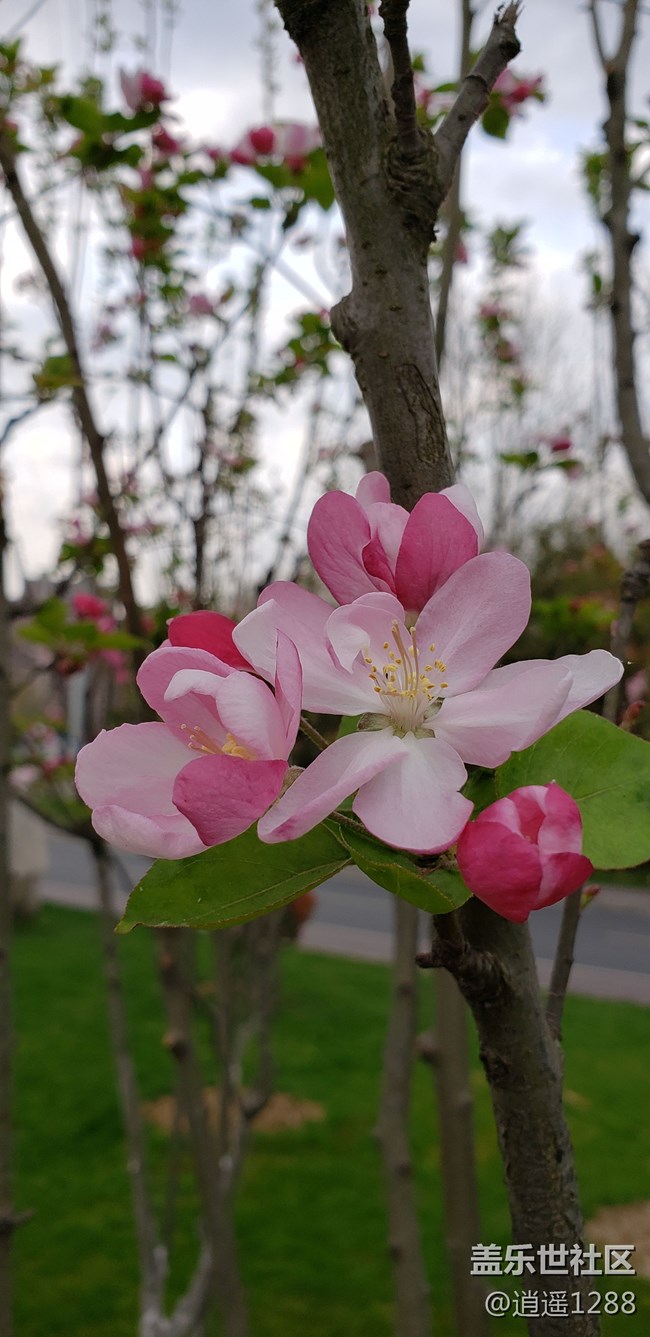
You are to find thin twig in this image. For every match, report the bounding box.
[546,889,583,1043]
[603,538,650,722]
[298,715,329,751]
[379,1,421,158]
[434,4,522,200]
[435,0,474,369]
[0,137,143,650]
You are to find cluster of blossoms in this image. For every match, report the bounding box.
[229,122,322,173]
[493,70,546,116]
[75,475,622,922]
[52,592,129,682]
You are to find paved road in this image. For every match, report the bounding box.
[41,828,650,1005]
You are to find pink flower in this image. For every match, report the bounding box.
[493,70,545,115]
[274,121,321,169]
[455,240,469,265]
[234,559,622,854]
[249,125,276,155]
[456,784,593,922]
[72,592,109,620]
[550,434,572,453]
[75,628,302,858]
[188,293,215,317]
[152,125,184,156]
[229,122,320,170]
[230,133,258,166]
[625,669,647,705]
[120,69,169,113]
[307,471,484,615]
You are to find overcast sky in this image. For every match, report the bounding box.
[1,0,649,585]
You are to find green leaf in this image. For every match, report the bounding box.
[496,710,650,869]
[117,823,351,933]
[336,715,360,739]
[462,767,498,814]
[481,101,510,140]
[500,450,540,470]
[331,824,471,915]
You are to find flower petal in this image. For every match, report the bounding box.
[326,592,407,671]
[352,734,471,854]
[167,611,252,670]
[356,471,391,508]
[394,493,479,611]
[137,644,231,737]
[164,668,287,759]
[433,663,572,766]
[235,585,372,714]
[75,722,207,857]
[307,491,381,602]
[76,722,192,812]
[441,482,484,548]
[174,754,288,845]
[456,823,543,923]
[536,782,584,858]
[492,650,622,722]
[415,552,532,694]
[537,852,594,907]
[366,501,409,568]
[274,632,302,751]
[91,806,206,859]
[258,729,403,843]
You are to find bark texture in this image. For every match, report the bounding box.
[588,0,650,504]
[275,3,598,1333]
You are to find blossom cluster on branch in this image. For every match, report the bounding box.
[76,474,622,923]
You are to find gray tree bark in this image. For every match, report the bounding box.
[588,0,650,505]
[273,3,599,1332]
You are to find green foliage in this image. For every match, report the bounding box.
[481,98,510,140]
[462,766,498,813]
[13,907,650,1336]
[497,711,650,869]
[500,450,540,470]
[252,148,335,218]
[118,823,351,933]
[330,823,470,915]
[33,353,80,399]
[18,598,144,657]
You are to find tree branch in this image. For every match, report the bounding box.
[431,968,489,1337]
[0,136,144,648]
[436,0,475,368]
[586,0,650,504]
[434,3,522,201]
[92,846,167,1324]
[603,537,650,721]
[376,900,432,1336]
[545,889,583,1044]
[379,1,420,158]
[417,907,507,1004]
[159,931,249,1337]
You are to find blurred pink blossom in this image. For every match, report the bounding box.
[120,69,169,113]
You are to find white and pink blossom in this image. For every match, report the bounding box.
[75,616,301,858]
[307,471,484,615]
[234,555,622,855]
[120,69,169,113]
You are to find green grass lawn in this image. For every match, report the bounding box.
[11,905,650,1335]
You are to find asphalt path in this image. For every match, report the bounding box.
[40,828,650,1005]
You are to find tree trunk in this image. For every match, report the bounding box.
[273,4,598,1332]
